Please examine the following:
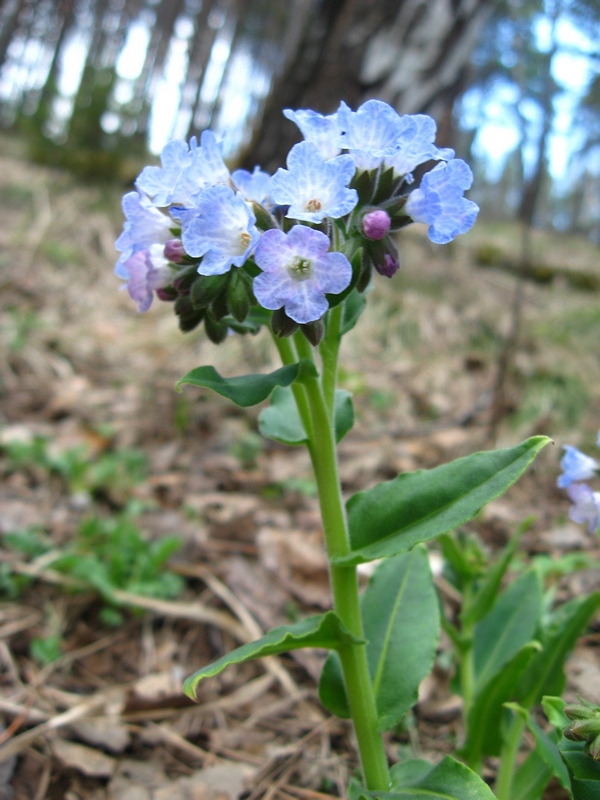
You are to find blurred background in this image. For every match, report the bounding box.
[0,0,598,238]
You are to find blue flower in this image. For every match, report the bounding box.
[253,226,352,324]
[115,191,172,278]
[136,131,230,207]
[283,108,342,160]
[558,445,599,488]
[567,483,600,533]
[335,100,408,171]
[231,166,272,203]
[174,185,260,275]
[386,115,455,178]
[404,159,479,244]
[270,141,358,223]
[118,244,172,312]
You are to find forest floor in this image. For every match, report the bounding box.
[1,139,600,800]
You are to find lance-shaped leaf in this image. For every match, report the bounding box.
[559,738,600,799]
[259,387,354,446]
[184,612,361,700]
[176,360,317,407]
[517,592,600,708]
[512,750,553,800]
[319,547,439,730]
[350,756,496,799]
[473,569,542,691]
[505,702,571,791]
[337,437,550,565]
[463,642,540,763]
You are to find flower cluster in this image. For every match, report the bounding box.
[115,100,479,342]
[558,433,600,533]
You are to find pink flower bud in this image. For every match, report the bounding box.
[164,238,186,263]
[362,210,391,240]
[376,254,399,278]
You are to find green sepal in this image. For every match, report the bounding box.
[318,547,439,730]
[259,386,354,446]
[336,437,550,565]
[372,166,397,205]
[190,273,229,309]
[203,311,229,344]
[473,568,542,691]
[349,756,496,799]
[226,271,251,322]
[183,611,363,700]
[176,360,318,406]
[341,288,367,335]
[222,306,271,335]
[505,702,571,791]
[516,592,600,708]
[463,642,540,762]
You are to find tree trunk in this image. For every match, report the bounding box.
[240,0,494,171]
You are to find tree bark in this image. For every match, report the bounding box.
[240,0,495,171]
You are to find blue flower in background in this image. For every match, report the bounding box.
[567,483,600,533]
[386,114,455,178]
[270,141,358,223]
[283,108,342,160]
[115,191,172,277]
[253,226,352,324]
[174,185,260,275]
[231,166,272,204]
[558,445,599,488]
[405,159,479,244]
[118,244,172,312]
[136,131,230,207]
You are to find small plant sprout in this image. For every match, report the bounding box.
[114,99,596,799]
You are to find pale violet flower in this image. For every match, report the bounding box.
[567,483,600,533]
[118,244,172,312]
[362,209,391,240]
[115,191,172,278]
[335,100,409,171]
[558,445,600,488]
[283,108,342,160]
[405,159,479,244]
[253,226,352,324]
[136,131,230,207]
[386,114,454,177]
[231,167,272,203]
[270,141,358,223]
[174,185,260,275]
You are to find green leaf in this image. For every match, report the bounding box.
[390,759,434,787]
[473,569,542,690]
[318,548,439,729]
[512,749,552,800]
[176,360,317,406]
[351,756,496,799]
[542,696,570,730]
[183,612,361,700]
[338,437,550,565]
[259,387,354,446]
[340,288,367,335]
[463,642,540,762]
[559,738,600,800]
[517,592,600,708]
[505,702,571,790]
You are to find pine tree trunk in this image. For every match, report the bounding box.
[240,0,494,171]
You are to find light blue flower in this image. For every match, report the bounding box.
[115,191,172,278]
[231,166,272,203]
[270,141,358,223]
[335,100,408,171]
[567,483,600,533]
[174,185,260,276]
[404,159,479,244]
[136,131,230,207]
[558,445,599,488]
[118,244,172,312]
[386,114,455,178]
[283,108,342,160]
[253,225,352,324]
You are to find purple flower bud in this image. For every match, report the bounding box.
[362,210,392,240]
[164,238,186,263]
[376,253,399,278]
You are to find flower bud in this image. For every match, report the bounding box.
[563,699,600,759]
[362,210,391,241]
[377,253,399,278]
[164,238,186,263]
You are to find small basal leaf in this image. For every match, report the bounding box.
[318,651,350,718]
[338,437,549,565]
[176,360,317,407]
[334,389,354,442]
[184,611,361,700]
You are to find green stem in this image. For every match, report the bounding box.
[291,331,390,791]
[272,334,314,439]
[495,714,526,800]
[320,303,343,416]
